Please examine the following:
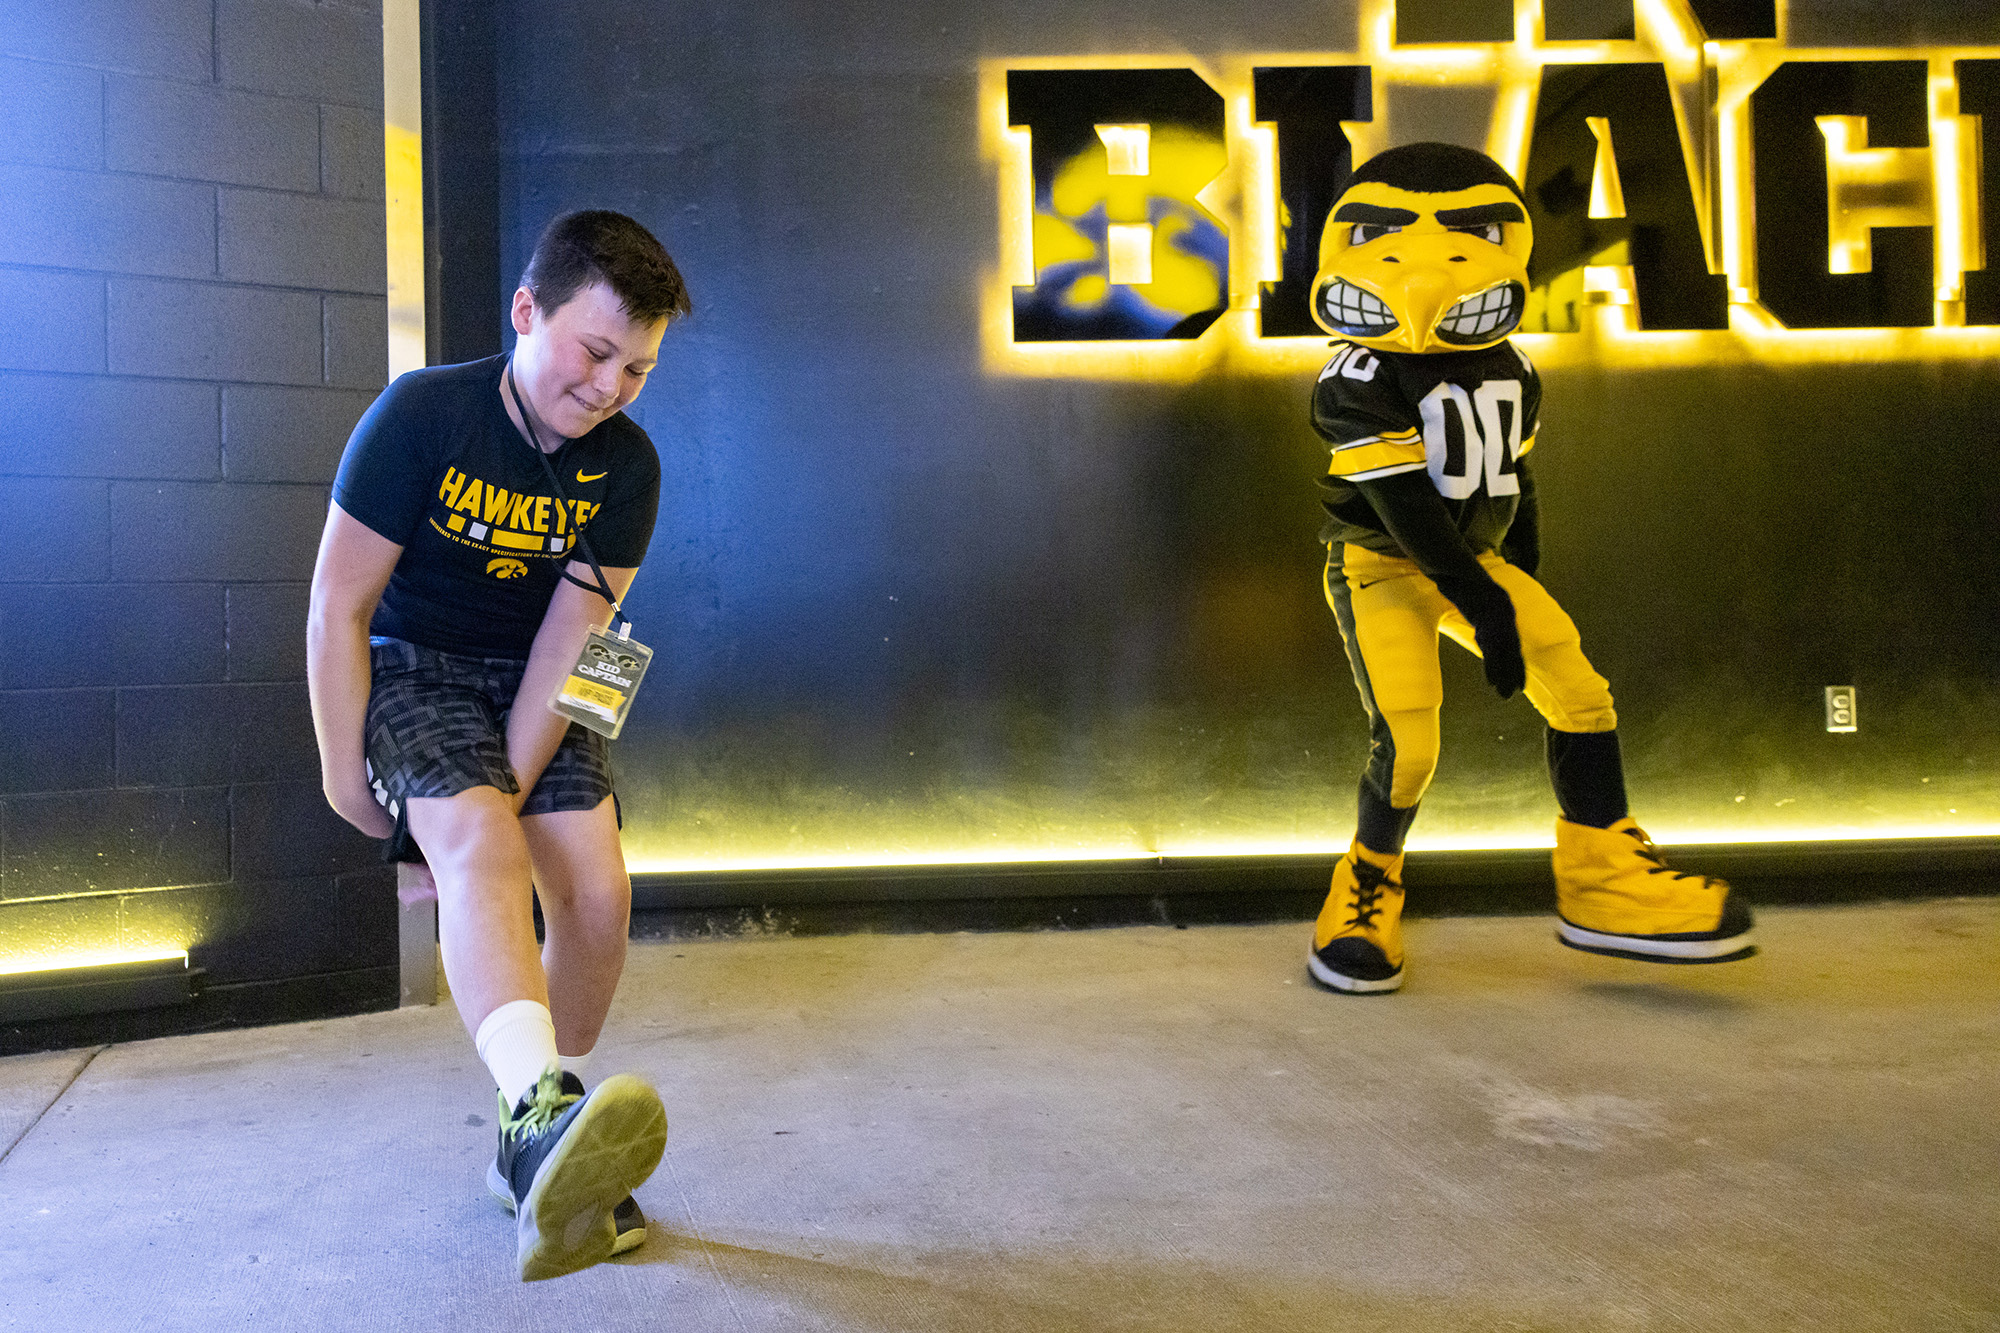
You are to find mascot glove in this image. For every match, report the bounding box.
[1450,580,1526,700]
[1477,616,1526,700]
[1501,531,1539,579]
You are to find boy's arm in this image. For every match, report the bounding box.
[307,504,402,838]
[1357,471,1526,699]
[506,560,639,806]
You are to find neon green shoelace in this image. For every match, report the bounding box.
[505,1068,580,1137]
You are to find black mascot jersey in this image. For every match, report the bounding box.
[333,354,662,659]
[1311,338,1541,557]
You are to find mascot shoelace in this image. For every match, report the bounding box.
[1302,142,1755,994]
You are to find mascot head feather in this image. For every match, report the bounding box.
[1311,142,1533,354]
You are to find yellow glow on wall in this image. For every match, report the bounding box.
[1583,264,1636,305]
[383,0,424,379]
[385,122,425,379]
[1105,223,1155,284]
[1233,87,1285,296]
[0,881,208,988]
[0,947,188,979]
[1932,109,1975,300]
[1096,123,1150,175]
[983,4,2000,378]
[1817,114,1932,275]
[1586,117,1628,218]
[1633,0,1709,67]
[1522,238,1631,329]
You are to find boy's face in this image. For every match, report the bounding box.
[510,280,668,440]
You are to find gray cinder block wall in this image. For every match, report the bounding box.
[0,0,395,1048]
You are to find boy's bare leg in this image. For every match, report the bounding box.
[406,786,549,1035]
[517,795,654,1260]
[522,796,631,1057]
[412,786,658,1277]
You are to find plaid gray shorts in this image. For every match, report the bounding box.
[365,637,614,860]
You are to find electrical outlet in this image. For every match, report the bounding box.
[1825,685,1857,733]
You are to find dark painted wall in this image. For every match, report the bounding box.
[452,0,1998,872]
[0,0,394,1015]
[2,0,1995,1048]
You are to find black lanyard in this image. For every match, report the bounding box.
[504,359,630,635]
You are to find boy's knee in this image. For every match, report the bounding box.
[408,786,528,868]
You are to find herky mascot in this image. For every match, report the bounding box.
[1305,141,1754,993]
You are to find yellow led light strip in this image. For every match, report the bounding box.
[0,947,189,981]
[626,821,2000,876]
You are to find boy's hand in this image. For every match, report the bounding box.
[326,776,395,839]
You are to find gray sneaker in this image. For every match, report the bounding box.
[491,1068,666,1280]
[487,1157,648,1254]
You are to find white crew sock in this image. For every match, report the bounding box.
[474,999,561,1107]
[561,1045,599,1085]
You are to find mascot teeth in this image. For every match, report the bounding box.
[1320,281,1399,337]
[1436,283,1525,343]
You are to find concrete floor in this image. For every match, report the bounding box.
[2,899,1996,1332]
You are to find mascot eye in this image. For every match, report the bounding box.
[1350,223,1403,245]
[1435,282,1525,344]
[1447,223,1504,244]
[1319,280,1399,338]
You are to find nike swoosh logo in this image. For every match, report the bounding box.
[576,470,608,483]
[1358,578,1388,590]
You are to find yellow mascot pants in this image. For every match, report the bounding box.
[1325,543,1617,815]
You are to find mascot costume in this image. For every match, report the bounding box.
[1305,141,1755,993]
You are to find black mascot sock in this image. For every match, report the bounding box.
[1546,728,1630,829]
[1356,777,1420,857]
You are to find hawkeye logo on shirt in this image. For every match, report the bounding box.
[431,467,600,561]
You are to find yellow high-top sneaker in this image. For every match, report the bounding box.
[1308,840,1407,993]
[1553,817,1755,963]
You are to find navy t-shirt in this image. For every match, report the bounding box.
[332,354,661,658]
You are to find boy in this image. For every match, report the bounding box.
[307,210,690,1277]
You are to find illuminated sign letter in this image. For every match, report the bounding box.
[1958,60,2000,327]
[1750,61,1933,328]
[1679,0,1776,39]
[1006,69,1229,341]
[1397,0,1509,43]
[1253,66,1373,337]
[1521,63,1727,331]
[1541,0,1632,40]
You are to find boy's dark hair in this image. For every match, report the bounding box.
[1347,141,1526,204]
[521,210,693,325]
